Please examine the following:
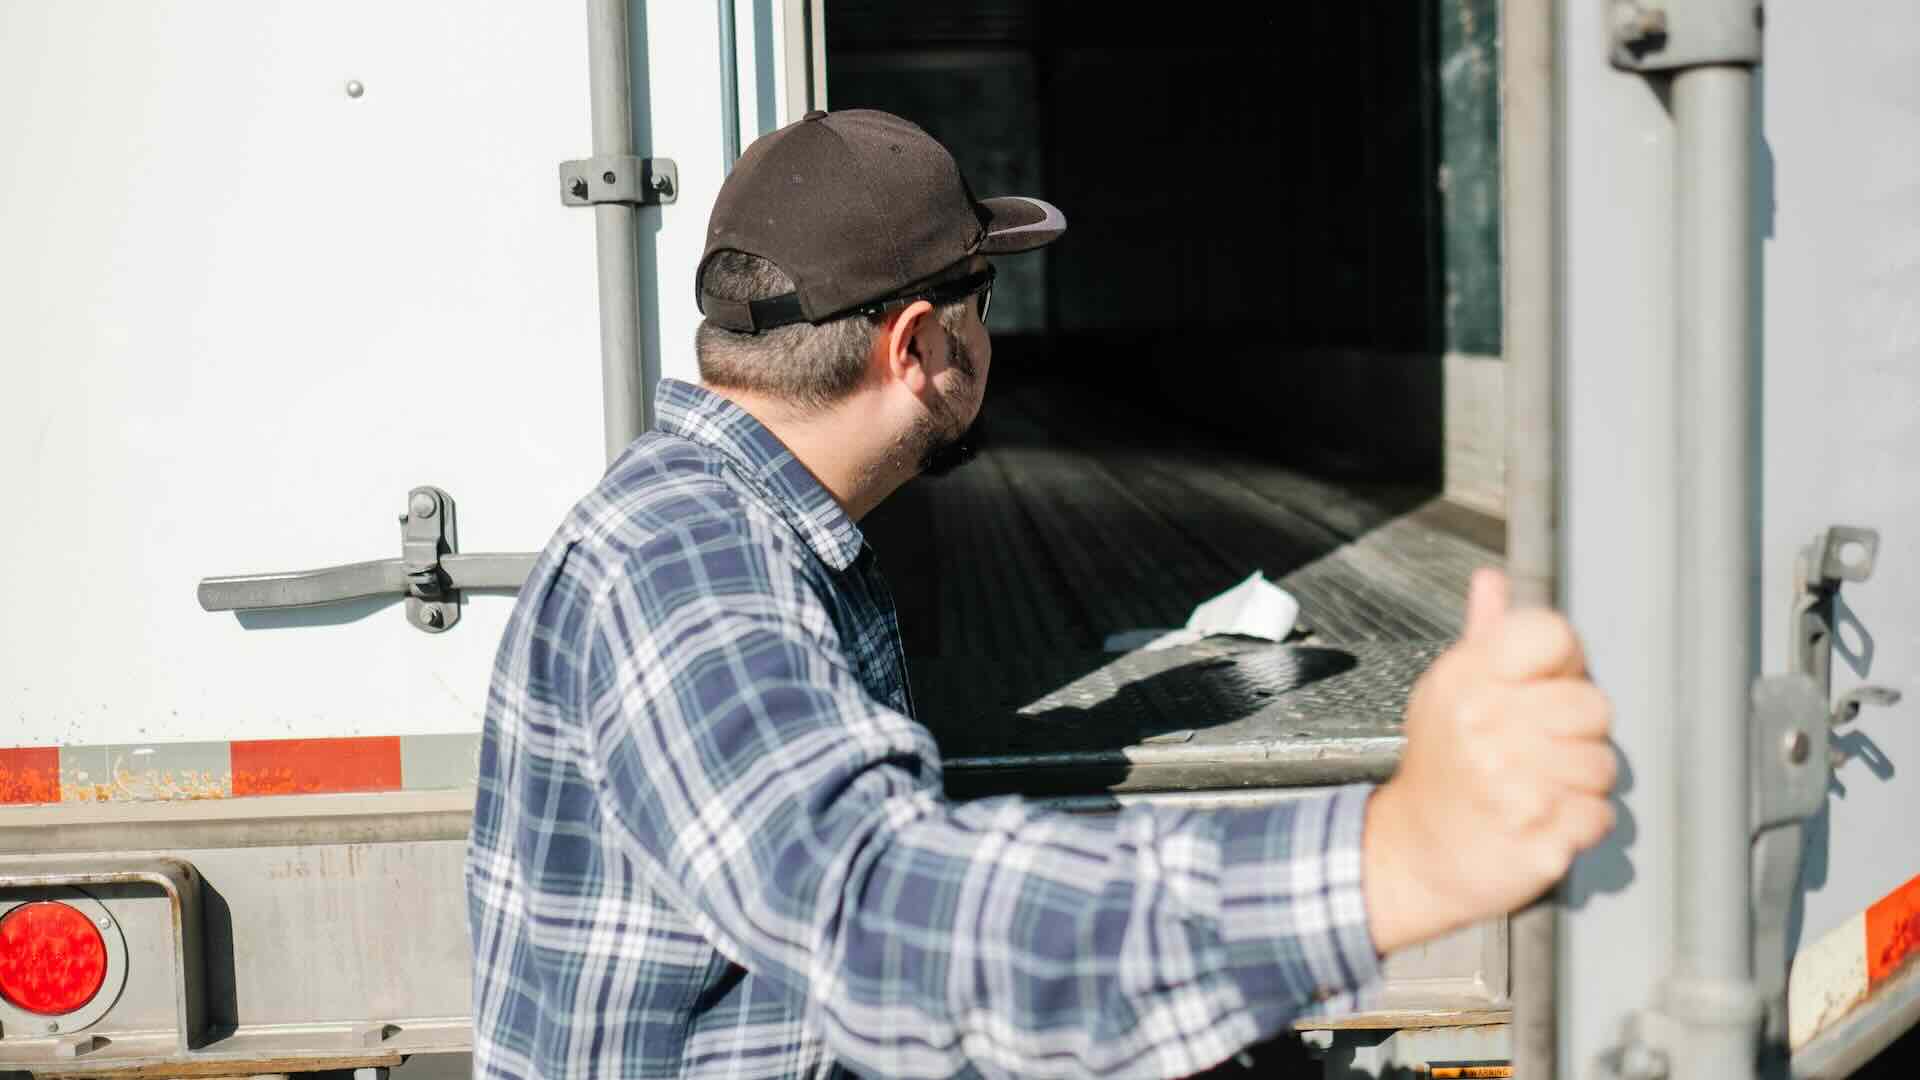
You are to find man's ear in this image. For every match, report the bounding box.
[882,300,938,394]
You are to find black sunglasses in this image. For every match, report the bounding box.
[859,265,996,324]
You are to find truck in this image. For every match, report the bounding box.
[1,1,1914,1078]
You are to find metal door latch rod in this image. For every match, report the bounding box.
[197,486,537,634]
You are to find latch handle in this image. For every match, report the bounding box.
[196,487,536,633]
[196,554,535,612]
[198,559,408,612]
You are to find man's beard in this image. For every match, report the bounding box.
[913,328,986,478]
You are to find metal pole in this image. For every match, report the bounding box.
[1666,62,1761,1080]
[586,0,650,463]
[778,0,814,117]
[807,0,828,110]
[718,0,741,170]
[1501,0,1560,1075]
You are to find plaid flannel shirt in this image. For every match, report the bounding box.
[465,378,1383,1079]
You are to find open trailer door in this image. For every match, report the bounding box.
[1556,0,1920,1077]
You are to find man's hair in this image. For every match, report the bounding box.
[696,250,971,411]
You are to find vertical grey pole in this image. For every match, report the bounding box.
[780,0,814,116]
[807,0,828,110]
[586,0,651,464]
[718,0,742,170]
[1502,0,1560,1076]
[1667,62,1761,1080]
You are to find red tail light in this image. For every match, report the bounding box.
[0,901,108,1015]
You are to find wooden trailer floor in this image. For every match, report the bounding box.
[859,377,1505,749]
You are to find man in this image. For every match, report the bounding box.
[466,109,1616,1078]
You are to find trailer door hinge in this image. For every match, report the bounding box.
[197,486,537,634]
[559,155,678,206]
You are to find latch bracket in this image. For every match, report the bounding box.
[401,486,459,633]
[197,487,537,634]
[1791,525,1903,750]
[1608,0,1762,71]
[1793,526,1880,696]
[559,155,678,206]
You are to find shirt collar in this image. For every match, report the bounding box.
[651,378,866,572]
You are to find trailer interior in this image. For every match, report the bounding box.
[829,2,1507,748]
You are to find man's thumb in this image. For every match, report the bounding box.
[1462,568,1510,643]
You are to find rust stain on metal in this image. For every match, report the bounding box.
[1796,957,1920,1061]
[267,845,374,882]
[55,756,235,804]
[1841,933,1920,1033]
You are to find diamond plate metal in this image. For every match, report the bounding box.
[920,640,1446,797]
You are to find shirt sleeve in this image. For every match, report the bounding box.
[582,522,1383,1079]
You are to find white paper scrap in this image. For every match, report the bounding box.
[1182,571,1301,643]
[1103,572,1303,652]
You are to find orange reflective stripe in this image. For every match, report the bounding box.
[230,737,404,796]
[1865,872,1920,985]
[0,747,59,805]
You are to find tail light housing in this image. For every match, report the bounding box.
[0,889,127,1034]
[0,901,109,1016]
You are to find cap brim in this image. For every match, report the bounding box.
[978,196,1067,254]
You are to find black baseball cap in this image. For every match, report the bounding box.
[696,108,1066,333]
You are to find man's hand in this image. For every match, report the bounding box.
[1362,568,1617,954]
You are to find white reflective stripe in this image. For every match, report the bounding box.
[1790,910,1869,1050]
[1788,869,1920,1051]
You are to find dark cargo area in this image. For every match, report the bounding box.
[865,376,1498,772]
[827,0,1503,481]
[827,1,1506,747]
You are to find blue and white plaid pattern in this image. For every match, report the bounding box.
[466,378,1382,1078]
